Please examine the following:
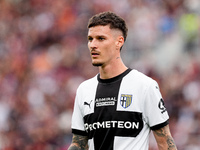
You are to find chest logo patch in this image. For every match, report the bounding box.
[120,94,132,108]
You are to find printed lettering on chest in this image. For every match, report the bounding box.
[83,79,144,150]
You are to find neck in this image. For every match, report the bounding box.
[99,57,128,79]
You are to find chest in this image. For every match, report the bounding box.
[81,79,144,118]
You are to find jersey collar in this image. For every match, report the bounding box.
[97,68,132,84]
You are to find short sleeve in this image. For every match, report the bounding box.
[71,87,87,136]
[143,80,169,130]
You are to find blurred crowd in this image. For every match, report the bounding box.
[0,0,200,149]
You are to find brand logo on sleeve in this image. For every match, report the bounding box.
[120,94,132,108]
[158,98,167,113]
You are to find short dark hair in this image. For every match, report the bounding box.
[88,11,128,42]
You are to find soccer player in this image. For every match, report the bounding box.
[68,11,177,150]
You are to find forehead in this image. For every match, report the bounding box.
[88,25,112,36]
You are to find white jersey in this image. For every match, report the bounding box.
[71,69,169,150]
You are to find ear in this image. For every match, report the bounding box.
[116,36,124,50]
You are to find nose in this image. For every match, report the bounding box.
[88,39,97,50]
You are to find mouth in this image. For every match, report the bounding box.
[91,52,100,57]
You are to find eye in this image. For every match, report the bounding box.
[88,37,93,41]
[98,37,105,41]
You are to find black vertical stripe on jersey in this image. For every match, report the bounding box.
[83,69,144,150]
[94,78,121,150]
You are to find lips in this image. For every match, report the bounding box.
[91,52,99,55]
[91,51,100,57]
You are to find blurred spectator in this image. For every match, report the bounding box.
[0,0,199,149]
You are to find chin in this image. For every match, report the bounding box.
[92,62,103,67]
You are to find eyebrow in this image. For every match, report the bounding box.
[88,35,106,38]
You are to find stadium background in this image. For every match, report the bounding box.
[0,0,200,149]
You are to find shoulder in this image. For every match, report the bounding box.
[124,69,160,96]
[127,69,156,85]
[77,74,98,92]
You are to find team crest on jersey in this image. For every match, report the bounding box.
[120,94,132,108]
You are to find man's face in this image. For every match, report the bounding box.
[88,25,122,67]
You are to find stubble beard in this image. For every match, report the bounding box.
[92,63,103,67]
[92,60,103,67]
